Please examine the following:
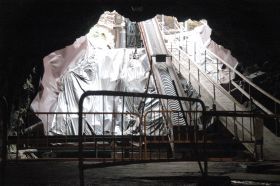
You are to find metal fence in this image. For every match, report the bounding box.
[167,45,280,137]
[77,91,207,186]
[2,91,279,185]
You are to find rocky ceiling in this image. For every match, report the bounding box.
[1,0,280,106]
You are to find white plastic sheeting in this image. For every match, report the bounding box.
[31,13,208,136]
[31,34,153,135]
[164,19,239,84]
[187,21,238,83]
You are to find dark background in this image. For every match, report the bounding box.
[1,0,280,108]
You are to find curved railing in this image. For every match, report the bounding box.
[78,90,207,186]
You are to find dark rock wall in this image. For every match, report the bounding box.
[1,0,280,107]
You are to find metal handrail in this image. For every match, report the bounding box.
[204,44,280,106]
[170,47,259,139]
[170,45,279,117]
[186,41,279,114]
[169,46,245,109]
[156,17,280,114]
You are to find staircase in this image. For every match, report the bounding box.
[156,15,280,160]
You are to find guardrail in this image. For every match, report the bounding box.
[2,91,275,185]
[170,45,280,136]
[150,47,269,157]
[4,108,266,161]
[169,46,241,107]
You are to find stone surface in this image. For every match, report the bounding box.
[1,161,280,185]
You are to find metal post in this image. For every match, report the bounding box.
[253,117,264,160]
[143,114,148,160]
[201,101,208,178]
[78,95,85,186]
[229,69,231,92]
[179,50,181,61]
[233,103,237,139]
[249,85,252,111]
[121,96,125,160]
[249,97,253,141]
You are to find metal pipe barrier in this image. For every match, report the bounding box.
[4,92,278,185]
[205,111,268,161]
[7,106,268,160]
[5,101,272,163]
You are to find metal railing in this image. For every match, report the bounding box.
[156,17,280,136]
[4,110,266,161]
[169,46,242,106]
[78,91,207,186]
[167,46,280,154]
[2,91,277,185]
[170,44,280,136]
[206,110,266,160]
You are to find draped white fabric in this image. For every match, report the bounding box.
[31,35,150,135]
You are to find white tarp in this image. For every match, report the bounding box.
[31,33,153,135]
[163,19,239,84]
[189,20,238,83]
[31,13,208,136]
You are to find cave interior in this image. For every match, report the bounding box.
[1,0,280,109]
